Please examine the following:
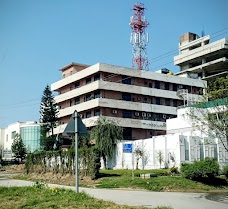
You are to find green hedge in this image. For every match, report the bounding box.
[223,166,228,179]
[180,158,219,180]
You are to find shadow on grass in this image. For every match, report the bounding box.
[196,177,228,188]
[97,173,121,179]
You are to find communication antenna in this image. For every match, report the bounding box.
[130,2,149,70]
[201,25,205,37]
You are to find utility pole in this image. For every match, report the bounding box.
[74,111,79,193]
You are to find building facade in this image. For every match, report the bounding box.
[174,32,228,80]
[1,121,40,160]
[51,63,205,140]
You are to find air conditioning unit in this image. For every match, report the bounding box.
[112,109,118,114]
[163,114,167,119]
[135,112,140,117]
[142,112,147,117]
[137,97,141,101]
[147,113,151,117]
[178,85,183,89]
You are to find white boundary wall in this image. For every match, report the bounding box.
[105,133,228,170]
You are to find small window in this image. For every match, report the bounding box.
[165,98,170,106]
[122,76,131,85]
[85,93,91,101]
[165,83,170,90]
[123,110,132,118]
[94,74,100,81]
[94,109,100,116]
[122,93,131,101]
[155,97,160,105]
[11,131,16,139]
[75,81,80,88]
[173,99,177,107]
[155,81,160,89]
[75,97,80,105]
[173,84,177,91]
[94,90,101,98]
[149,83,152,88]
[86,77,91,84]
[86,111,91,118]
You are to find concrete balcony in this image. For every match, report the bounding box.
[57,98,177,118]
[53,116,166,135]
[174,38,228,65]
[54,80,203,105]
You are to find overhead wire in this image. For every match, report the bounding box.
[1,28,227,110]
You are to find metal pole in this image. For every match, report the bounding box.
[74,111,79,193]
[132,143,134,180]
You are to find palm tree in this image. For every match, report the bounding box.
[90,117,123,169]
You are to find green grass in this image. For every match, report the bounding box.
[100,169,169,177]
[12,168,228,192]
[0,187,171,209]
[96,169,228,192]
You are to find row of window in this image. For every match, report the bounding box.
[60,72,200,95]
[59,91,182,110]
[122,93,181,107]
[122,76,199,93]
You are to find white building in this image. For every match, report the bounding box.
[51,62,205,140]
[108,106,228,170]
[0,128,4,158]
[174,32,228,80]
[1,121,41,160]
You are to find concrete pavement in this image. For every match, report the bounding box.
[0,173,227,209]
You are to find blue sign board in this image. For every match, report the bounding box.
[123,143,132,153]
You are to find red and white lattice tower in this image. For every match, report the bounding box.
[130,2,149,70]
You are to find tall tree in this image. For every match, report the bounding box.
[11,133,27,163]
[40,85,59,150]
[90,117,123,169]
[188,75,228,151]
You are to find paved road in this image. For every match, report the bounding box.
[0,172,227,209]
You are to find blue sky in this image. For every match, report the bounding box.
[0,0,227,127]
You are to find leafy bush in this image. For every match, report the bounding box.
[181,158,219,180]
[223,166,228,178]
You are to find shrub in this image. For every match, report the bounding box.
[181,158,219,180]
[223,166,228,179]
[169,166,179,174]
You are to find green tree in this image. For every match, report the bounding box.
[90,117,123,169]
[11,133,27,163]
[188,75,228,151]
[40,85,59,150]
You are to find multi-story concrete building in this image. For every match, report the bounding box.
[51,63,205,140]
[1,121,40,160]
[174,32,228,80]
